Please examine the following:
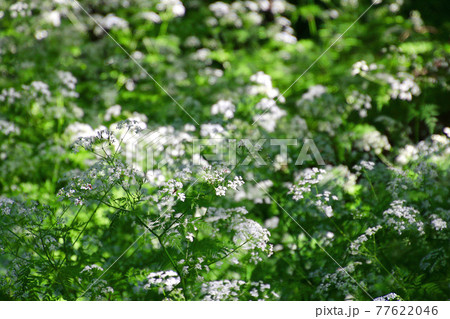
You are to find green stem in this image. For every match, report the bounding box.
[136,217,188,300]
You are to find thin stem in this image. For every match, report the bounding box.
[73,185,113,247]
[135,217,188,300]
[363,169,378,202]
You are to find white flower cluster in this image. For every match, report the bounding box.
[200,123,225,138]
[396,144,419,165]
[143,270,181,293]
[351,60,377,76]
[347,90,372,118]
[248,71,287,132]
[101,287,114,295]
[141,11,162,24]
[314,191,339,217]
[157,0,186,17]
[35,30,49,41]
[57,71,79,98]
[215,185,227,196]
[57,71,77,90]
[201,280,275,301]
[353,160,375,172]
[0,119,20,135]
[202,166,230,184]
[72,127,117,151]
[94,13,128,31]
[77,276,113,300]
[211,99,235,119]
[227,176,245,190]
[301,85,327,101]
[395,129,449,165]
[57,157,144,208]
[248,71,283,100]
[274,29,297,44]
[192,48,211,62]
[43,10,61,27]
[161,179,186,202]
[259,0,290,14]
[209,2,242,27]
[375,73,421,101]
[0,198,15,216]
[179,256,210,276]
[232,216,270,251]
[430,214,447,231]
[388,75,421,101]
[205,207,271,263]
[389,0,404,13]
[184,35,201,48]
[273,16,297,44]
[9,2,31,18]
[349,225,382,255]
[23,81,51,100]
[202,166,245,197]
[81,264,104,273]
[218,176,245,197]
[382,200,424,235]
[0,88,21,103]
[289,167,326,201]
[104,105,122,121]
[317,262,363,297]
[65,122,106,143]
[355,130,391,154]
[202,67,224,84]
[373,292,402,301]
[253,98,286,132]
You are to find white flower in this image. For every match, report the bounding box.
[0,120,20,135]
[248,72,282,100]
[81,264,104,273]
[274,32,297,44]
[144,270,181,292]
[57,71,77,90]
[98,14,128,30]
[355,130,391,154]
[353,160,375,171]
[227,176,245,190]
[211,100,235,119]
[35,30,48,40]
[141,11,161,23]
[65,122,95,142]
[209,2,230,17]
[374,292,401,301]
[324,206,333,217]
[253,98,286,132]
[44,10,61,27]
[383,200,424,235]
[177,192,186,202]
[289,168,326,201]
[200,123,225,138]
[301,85,326,101]
[352,60,370,75]
[104,105,122,121]
[215,186,227,196]
[9,2,31,18]
[349,225,382,255]
[264,216,279,229]
[186,232,194,242]
[157,0,186,17]
[430,215,447,231]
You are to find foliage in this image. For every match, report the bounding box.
[0,0,449,300]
